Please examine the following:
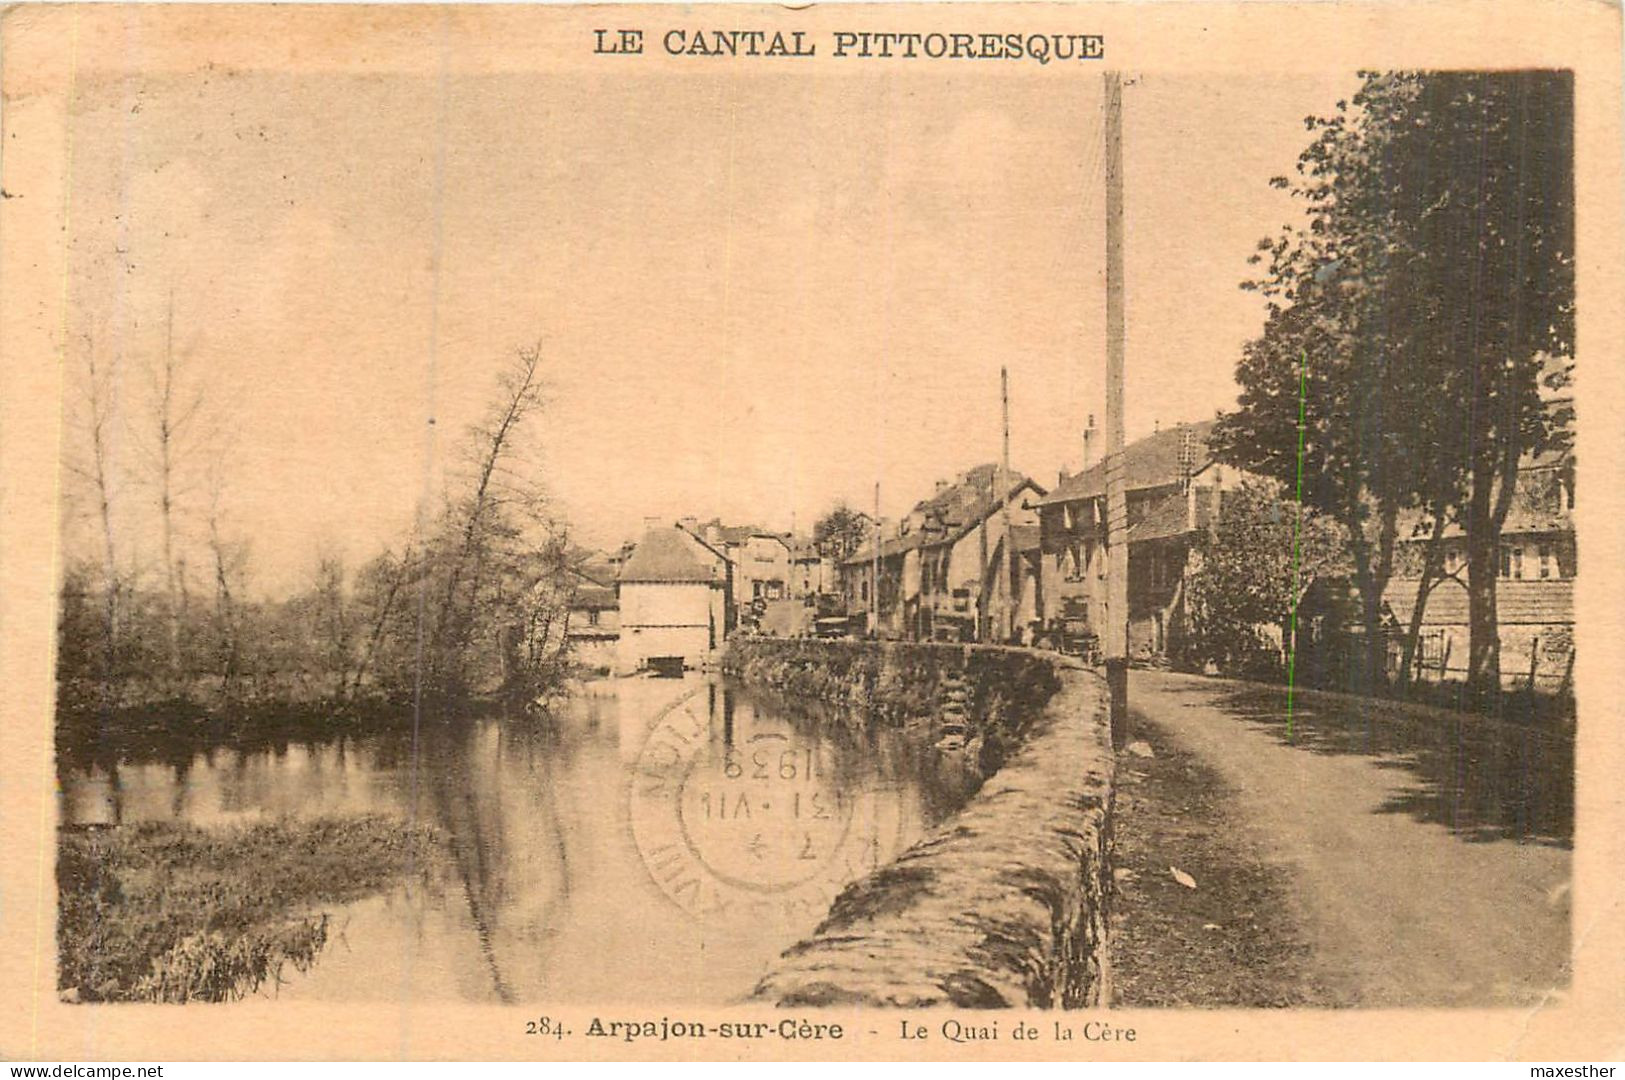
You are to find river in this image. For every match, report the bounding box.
[59,674,977,1004]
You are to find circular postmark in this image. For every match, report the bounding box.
[628,682,912,923]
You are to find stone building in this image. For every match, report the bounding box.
[1384,366,1576,691]
[696,520,792,619]
[562,553,620,674]
[1384,446,1576,690]
[1035,421,1254,661]
[789,538,834,600]
[615,524,733,675]
[839,464,1045,643]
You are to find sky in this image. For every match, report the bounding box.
[47,13,1360,595]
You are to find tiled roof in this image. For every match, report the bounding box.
[1397,458,1572,543]
[1037,420,1217,506]
[571,584,619,611]
[842,464,1045,565]
[704,520,789,546]
[569,554,618,590]
[841,530,925,566]
[618,527,723,584]
[1126,490,1192,543]
[1383,578,1574,627]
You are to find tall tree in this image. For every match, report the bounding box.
[203,458,249,704]
[422,342,562,702]
[137,296,209,688]
[1213,71,1574,700]
[347,543,420,701]
[66,344,123,696]
[1389,73,1574,699]
[309,548,354,699]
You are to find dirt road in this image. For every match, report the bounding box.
[1123,669,1572,1008]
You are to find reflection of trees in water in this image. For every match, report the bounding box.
[411,710,584,1003]
[496,714,578,946]
[218,747,253,815]
[104,761,124,825]
[64,680,980,998]
[414,720,515,1002]
[169,756,191,819]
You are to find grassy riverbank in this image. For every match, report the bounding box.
[59,815,442,1003]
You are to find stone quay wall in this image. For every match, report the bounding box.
[722,637,1116,1009]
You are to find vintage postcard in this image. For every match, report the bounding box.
[0,0,1621,1063]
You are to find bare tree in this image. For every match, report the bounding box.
[66,343,123,688]
[347,541,419,702]
[310,545,354,699]
[136,294,209,687]
[424,342,549,698]
[203,459,249,704]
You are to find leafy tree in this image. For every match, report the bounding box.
[1181,481,1349,675]
[813,503,870,562]
[1213,71,1574,700]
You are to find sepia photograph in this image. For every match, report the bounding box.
[1,1,1620,1064]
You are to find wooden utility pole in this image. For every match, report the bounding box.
[1000,366,1014,643]
[1103,71,1130,747]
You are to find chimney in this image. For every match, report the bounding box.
[935,479,950,494]
[1178,426,1197,491]
[642,516,662,532]
[679,515,699,532]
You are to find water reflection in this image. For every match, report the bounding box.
[59,675,976,1004]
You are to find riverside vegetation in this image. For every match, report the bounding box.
[59,345,584,760]
[57,345,589,1002]
[58,815,443,1003]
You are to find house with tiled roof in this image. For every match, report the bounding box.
[1382,381,1575,690]
[696,519,792,618]
[840,464,1046,642]
[789,536,835,600]
[614,523,733,675]
[562,551,621,673]
[1034,420,1256,661]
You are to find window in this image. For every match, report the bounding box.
[588,609,600,626]
[1500,545,1524,580]
[1539,544,1554,580]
